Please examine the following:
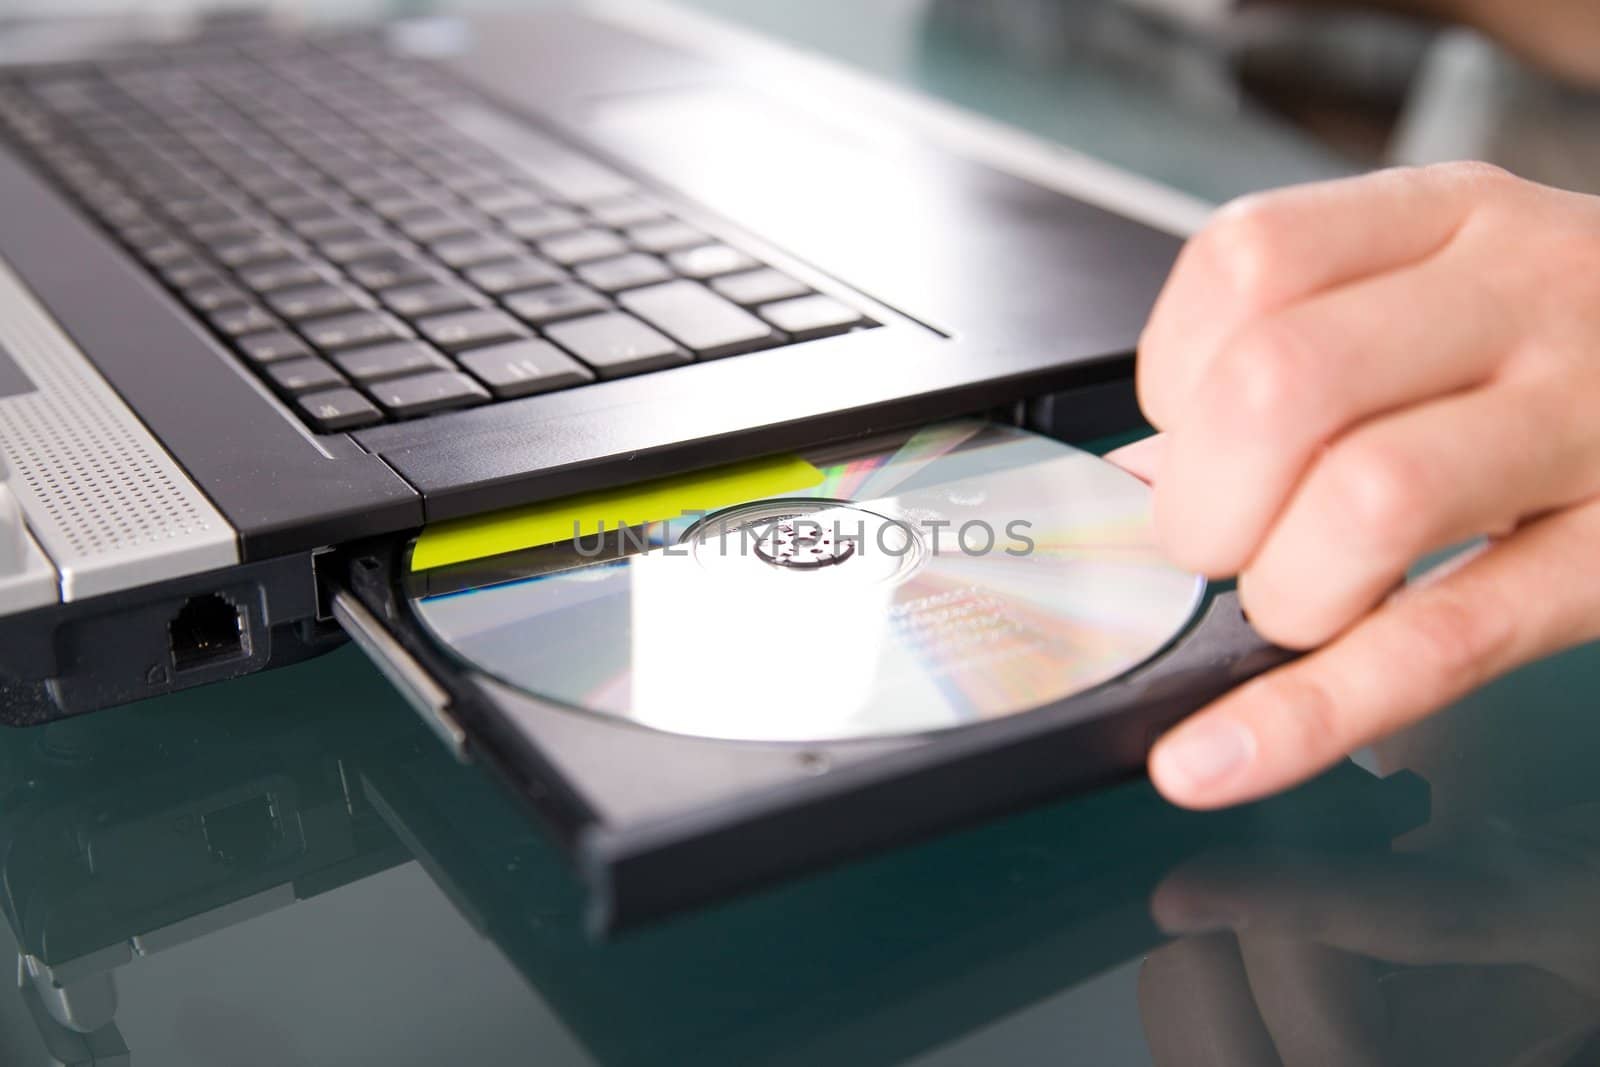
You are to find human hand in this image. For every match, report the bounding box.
[1139,813,1600,1066]
[1451,0,1600,87]
[1113,163,1600,809]
[1261,0,1600,87]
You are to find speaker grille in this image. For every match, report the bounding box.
[0,256,235,599]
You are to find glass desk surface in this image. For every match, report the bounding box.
[6,2,1600,1065]
[10,642,1600,1067]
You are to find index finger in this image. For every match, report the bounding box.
[1138,164,1508,430]
[1149,498,1600,809]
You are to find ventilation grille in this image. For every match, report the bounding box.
[0,256,235,599]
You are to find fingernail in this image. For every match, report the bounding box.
[1152,719,1256,798]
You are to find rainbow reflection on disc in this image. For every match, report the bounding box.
[407,421,1206,743]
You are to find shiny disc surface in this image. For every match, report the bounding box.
[409,422,1206,743]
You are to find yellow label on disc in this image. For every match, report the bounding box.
[409,454,826,572]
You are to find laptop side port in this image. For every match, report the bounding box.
[0,553,348,725]
[168,593,250,672]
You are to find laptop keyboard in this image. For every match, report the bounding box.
[0,31,879,433]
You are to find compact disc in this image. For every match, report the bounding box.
[407,421,1206,743]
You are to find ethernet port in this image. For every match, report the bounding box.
[169,593,248,672]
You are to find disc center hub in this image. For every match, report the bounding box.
[687,498,924,585]
[752,517,858,570]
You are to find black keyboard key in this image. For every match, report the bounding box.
[238,258,335,293]
[99,198,153,228]
[758,294,869,340]
[162,197,238,225]
[266,356,345,394]
[296,387,382,432]
[397,210,478,244]
[463,257,564,295]
[274,206,352,238]
[216,237,301,269]
[320,235,408,266]
[302,310,413,352]
[183,282,249,313]
[236,330,312,364]
[710,268,810,306]
[281,209,366,241]
[369,193,444,223]
[500,204,582,241]
[236,172,307,200]
[123,230,178,259]
[574,252,672,293]
[538,228,629,266]
[267,282,373,320]
[189,217,268,247]
[429,232,524,269]
[331,339,451,382]
[293,214,376,244]
[618,280,781,360]
[381,280,486,318]
[466,183,543,217]
[122,225,176,254]
[543,313,688,379]
[368,370,488,418]
[314,155,389,185]
[209,305,280,337]
[585,194,667,229]
[269,193,350,224]
[139,239,197,268]
[161,260,222,289]
[416,307,529,352]
[346,176,416,202]
[149,250,211,281]
[667,244,759,280]
[438,171,504,196]
[346,252,435,291]
[417,159,495,188]
[503,282,611,326]
[457,339,595,398]
[112,212,164,239]
[626,219,707,253]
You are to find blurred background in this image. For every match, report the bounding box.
[4,0,1597,207]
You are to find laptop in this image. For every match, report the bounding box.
[0,2,1188,722]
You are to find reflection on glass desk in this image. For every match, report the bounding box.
[0,643,1434,1067]
[7,639,1600,1065]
